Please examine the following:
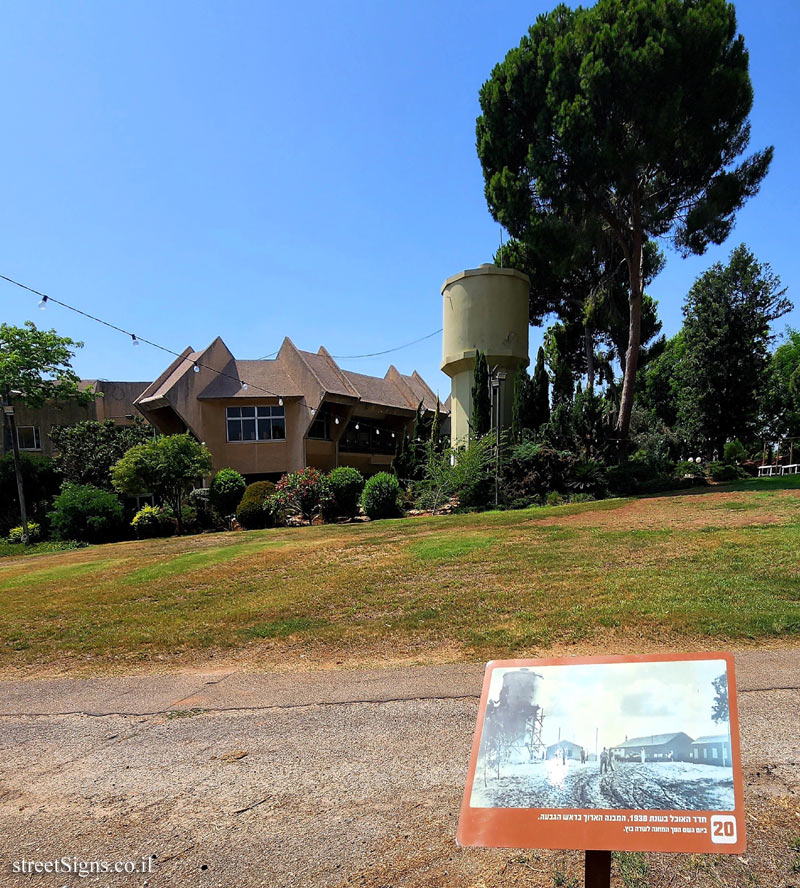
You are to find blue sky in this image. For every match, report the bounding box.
[1,0,797,399]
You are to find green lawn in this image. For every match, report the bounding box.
[1,476,799,673]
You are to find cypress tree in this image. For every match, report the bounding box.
[531,346,550,429]
[470,351,491,437]
[511,363,533,442]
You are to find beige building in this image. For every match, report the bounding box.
[134,336,444,481]
[1,380,150,460]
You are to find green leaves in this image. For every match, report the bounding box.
[0,321,92,407]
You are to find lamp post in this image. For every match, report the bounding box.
[489,368,507,507]
[2,387,29,544]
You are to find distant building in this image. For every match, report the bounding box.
[690,735,731,767]
[1,380,150,460]
[546,740,584,761]
[612,732,693,763]
[135,336,445,482]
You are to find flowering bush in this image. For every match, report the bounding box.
[275,467,332,522]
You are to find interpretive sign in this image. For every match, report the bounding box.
[457,653,745,854]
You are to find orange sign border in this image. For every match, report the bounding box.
[456,652,746,854]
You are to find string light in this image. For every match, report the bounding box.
[355,423,360,430]
[1,273,434,437]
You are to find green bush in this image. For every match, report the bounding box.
[710,462,739,482]
[326,466,365,518]
[568,493,595,504]
[502,442,574,503]
[361,472,402,520]
[567,458,607,497]
[236,481,276,529]
[605,460,662,495]
[263,493,289,528]
[545,491,563,506]
[188,487,218,530]
[676,459,706,478]
[209,468,246,516]
[131,505,175,539]
[48,483,124,543]
[275,467,331,521]
[7,521,42,543]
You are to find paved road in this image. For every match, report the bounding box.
[0,650,798,887]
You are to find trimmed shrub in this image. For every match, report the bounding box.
[7,521,42,543]
[361,472,402,520]
[236,481,276,529]
[326,466,365,519]
[209,468,246,517]
[48,483,124,543]
[131,505,175,539]
[275,467,331,522]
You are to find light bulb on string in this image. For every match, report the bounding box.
[241,382,248,391]
[355,423,359,430]
[278,398,283,407]
[131,334,140,347]
[193,364,200,373]
[38,295,48,310]
[334,417,340,425]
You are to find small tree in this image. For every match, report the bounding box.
[471,351,491,437]
[111,433,213,533]
[0,321,93,541]
[50,419,154,489]
[511,363,533,443]
[711,672,729,725]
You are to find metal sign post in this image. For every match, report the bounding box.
[585,850,611,888]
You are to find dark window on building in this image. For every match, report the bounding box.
[226,405,285,442]
[17,426,41,451]
[308,409,330,440]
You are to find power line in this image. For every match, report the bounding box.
[256,328,442,361]
[0,273,314,413]
[2,273,443,415]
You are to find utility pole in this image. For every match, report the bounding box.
[2,387,29,543]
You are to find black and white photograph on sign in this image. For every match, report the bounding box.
[470,659,735,812]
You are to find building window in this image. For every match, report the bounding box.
[17,426,41,451]
[712,747,718,760]
[703,748,708,759]
[308,409,330,440]
[226,406,285,442]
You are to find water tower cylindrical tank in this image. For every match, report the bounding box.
[440,265,530,446]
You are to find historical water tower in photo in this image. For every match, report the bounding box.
[440,264,530,446]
